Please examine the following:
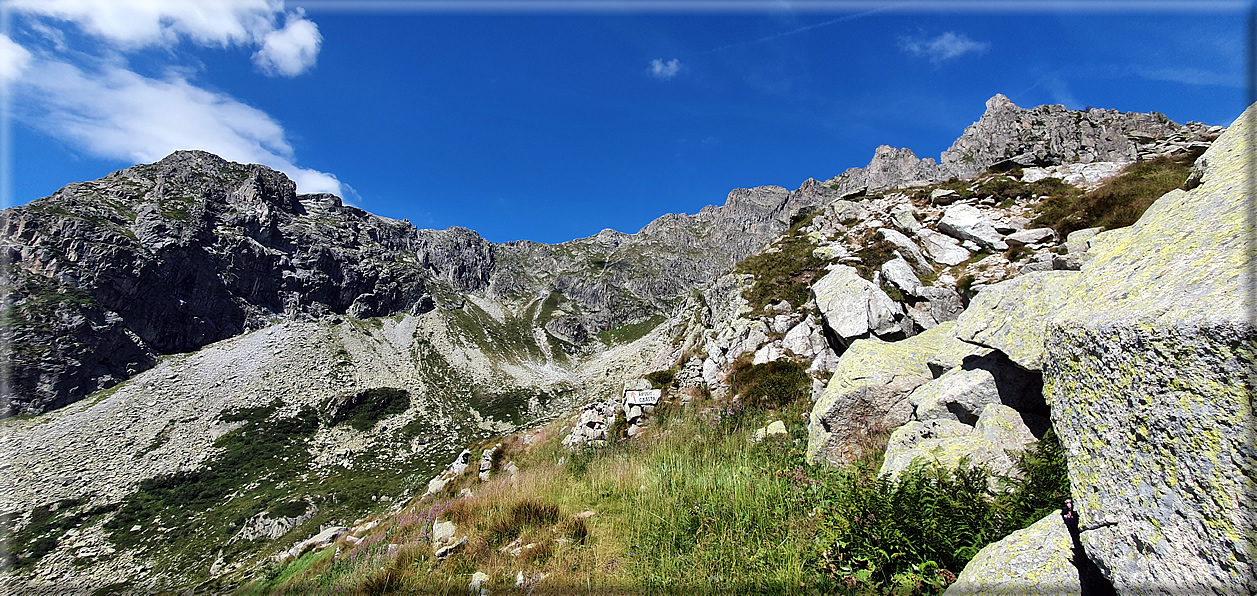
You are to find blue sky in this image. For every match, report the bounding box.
[1,1,1249,244]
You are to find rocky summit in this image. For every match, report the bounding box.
[0,95,1248,595]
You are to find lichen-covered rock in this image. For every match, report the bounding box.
[910,366,1001,425]
[1041,104,1257,595]
[953,271,1079,371]
[938,204,1009,251]
[811,265,906,348]
[916,228,972,266]
[878,404,1035,480]
[881,256,924,297]
[944,511,1080,595]
[877,228,933,273]
[806,322,981,466]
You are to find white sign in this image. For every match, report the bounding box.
[624,389,661,405]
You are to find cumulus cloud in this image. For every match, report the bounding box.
[17,58,341,194]
[648,58,681,80]
[9,0,320,76]
[899,32,989,64]
[253,14,322,77]
[0,34,33,82]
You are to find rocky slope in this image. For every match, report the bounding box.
[0,94,1231,592]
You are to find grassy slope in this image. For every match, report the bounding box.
[244,380,1067,595]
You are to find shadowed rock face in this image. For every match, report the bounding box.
[2,153,833,416]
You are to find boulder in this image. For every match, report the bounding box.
[911,351,1046,426]
[1004,227,1056,247]
[469,571,490,595]
[750,420,789,443]
[953,271,1079,371]
[811,265,906,348]
[826,199,869,223]
[945,511,1080,595]
[880,256,923,297]
[916,228,971,266]
[1064,226,1101,255]
[878,404,1035,480]
[938,204,1009,251]
[806,322,979,466]
[876,228,932,273]
[1040,104,1257,594]
[888,203,922,233]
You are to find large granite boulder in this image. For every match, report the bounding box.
[945,511,1080,595]
[938,204,1008,251]
[811,265,906,348]
[878,403,1036,480]
[953,270,1078,371]
[1040,104,1256,594]
[916,228,972,266]
[806,322,984,466]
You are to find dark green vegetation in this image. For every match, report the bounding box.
[323,387,410,431]
[735,212,824,313]
[595,314,666,345]
[96,401,443,584]
[1033,149,1205,237]
[854,229,901,281]
[817,432,1069,593]
[1,498,118,570]
[644,368,676,389]
[726,356,812,409]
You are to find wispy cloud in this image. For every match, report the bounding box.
[0,34,33,82]
[705,6,892,53]
[9,0,322,76]
[898,31,989,64]
[16,58,341,194]
[648,58,681,80]
[1133,66,1241,88]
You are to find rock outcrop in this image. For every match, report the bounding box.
[1038,104,1256,594]
[948,104,1254,593]
[806,322,986,466]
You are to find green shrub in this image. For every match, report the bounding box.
[726,357,810,410]
[644,369,676,389]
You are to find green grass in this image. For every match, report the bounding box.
[1,498,119,570]
[596,315,666,345]
[726,356,811,410]
[735,212,824,313]
[1033,149,1203,237]
[254,382,1070,595]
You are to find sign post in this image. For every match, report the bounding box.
[623,389,661,405]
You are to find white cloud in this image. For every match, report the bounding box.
[17,58,341,195]
[0,34,33,82]
[9,0,320,76]
[649,58,681,80]
[899,32,989,64]
[253,14,322,77]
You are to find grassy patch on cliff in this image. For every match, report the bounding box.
[735,212,824,313]
[595,315,665,345]
[1033,149,1204,237]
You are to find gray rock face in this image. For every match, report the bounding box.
[823,94,1207,194]
[1040,104,1257,595]
[945,511,1080,595]
[811,265,906,348]
[4,150,836,415]
[937,204,1008,251]
[953,271,1078,371]
[940,93,1192,178]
